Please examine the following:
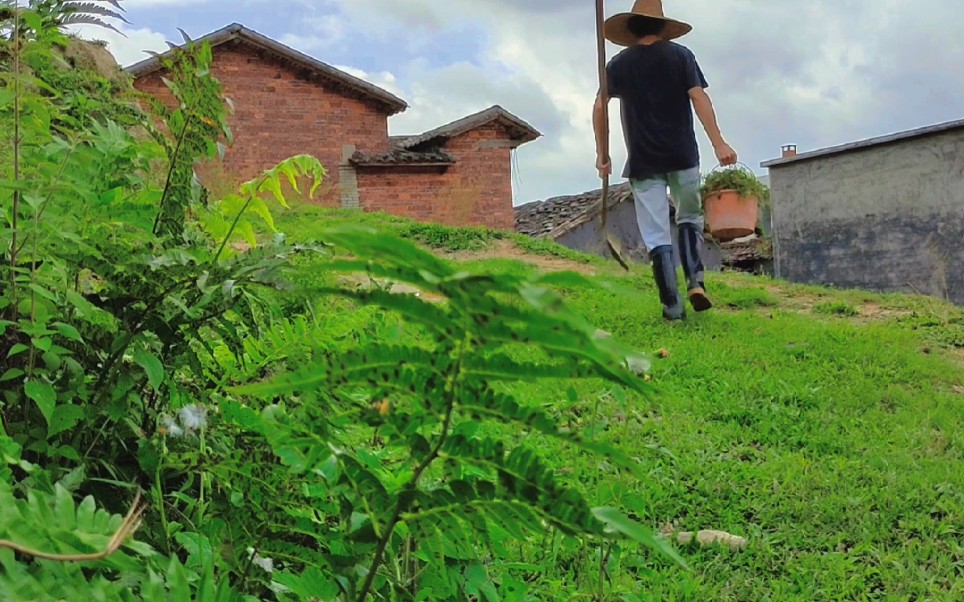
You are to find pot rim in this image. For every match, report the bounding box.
[702,189,760,202]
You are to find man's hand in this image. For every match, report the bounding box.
[714,142,738,166]
[596,155,612,179]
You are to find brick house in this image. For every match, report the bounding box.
[127,23,540,229]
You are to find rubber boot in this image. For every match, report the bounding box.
[678,223,713,312]
[650,246,686,321]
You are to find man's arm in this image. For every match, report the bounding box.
[593,92,612,177]
[689,87,737,165]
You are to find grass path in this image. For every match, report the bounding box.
[280,207,963,600]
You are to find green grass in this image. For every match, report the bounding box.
[512,233,597,263]
[279,206,964,600]
[275,204,602,262]
[815,300,861,317]
[397,221,504,251]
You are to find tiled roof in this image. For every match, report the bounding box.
[361,107,539,167]
[515,182,633,239]
[350,147,454,167]
[516,184,774,265]
[397,106,541,150]
[125,23,408,115]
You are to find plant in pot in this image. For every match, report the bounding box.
[700,165,771,241]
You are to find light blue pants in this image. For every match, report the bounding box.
[630,166,704,251]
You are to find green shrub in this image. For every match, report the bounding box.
[723,287,779,310]
[398,221,503,252]
[815,300,860,317]
[700,165,771,208]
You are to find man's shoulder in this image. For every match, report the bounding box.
[609,46,636,66]
[666,41,697,58]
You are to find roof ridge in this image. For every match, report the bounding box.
[396,105,540,150]
[514,182,633,239]
[124,23,408,115]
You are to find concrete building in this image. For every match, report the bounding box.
[762,119,964,304]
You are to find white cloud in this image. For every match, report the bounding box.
[84,0,964,204]
[332,64,403,99]
[69,23,169,67]
[340,0,964,203]
[279,15,345,54]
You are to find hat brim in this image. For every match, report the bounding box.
[604,12,692,46]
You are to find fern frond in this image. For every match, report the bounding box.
[233,345,440,397]
[438,435,602,537]
[592,507,687,566]
[456,389,645,478]
[405,494,545,563]
[463,302,650,394]
[311,286,455,338]
[462,352,592,381]
[0,482,144,563]
[61,2,129,23]
[321,225,456,282]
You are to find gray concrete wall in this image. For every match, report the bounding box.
[556,200,724,269]
[769,128,964,304]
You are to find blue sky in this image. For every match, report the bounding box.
[85,0,964,205]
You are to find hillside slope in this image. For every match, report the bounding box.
[278,206,963,600]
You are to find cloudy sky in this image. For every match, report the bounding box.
[80,0,964,205]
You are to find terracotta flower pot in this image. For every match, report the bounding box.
[703,189,759,241]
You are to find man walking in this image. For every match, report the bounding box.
[594,0,738,320]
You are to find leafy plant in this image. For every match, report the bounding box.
[228,226,682,599]
[700,164,771,208]
[1,21,324,598]
[1,0,128,36]
[0,428,249,600]
[139,29,234,239]
[2,8,691,600]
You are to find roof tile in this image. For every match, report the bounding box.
[351,147,454,166]
[398,105,540,150]
[514,183,633,239]
[125,23,408,115]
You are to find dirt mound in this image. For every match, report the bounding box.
[62,38,128,85]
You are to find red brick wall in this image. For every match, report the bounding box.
[356,124,515,230]
[133,41,390,196]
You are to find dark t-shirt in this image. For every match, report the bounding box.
[606,41,708,180]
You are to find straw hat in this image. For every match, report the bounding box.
[604,0,692,46]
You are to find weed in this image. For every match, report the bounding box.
[398,221,503,251]
[715,283,779,310]
[513,233,597,263]
[816,300,860,317]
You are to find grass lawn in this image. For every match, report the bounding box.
[278,206,963,600]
